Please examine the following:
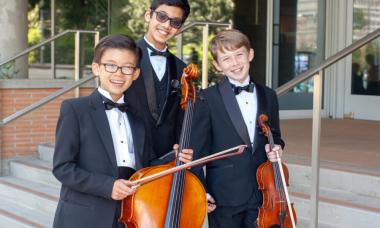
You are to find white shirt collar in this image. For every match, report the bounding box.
[144,36,168,52]
[97,87,124,104]
[228,76,250,87]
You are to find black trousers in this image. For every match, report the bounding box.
[208,190,261,228]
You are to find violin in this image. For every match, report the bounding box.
[256,114,297,228]
[119,64,210,228]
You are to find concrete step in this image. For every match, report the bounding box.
[290,184,380,228]
[10,158,60,187]
[295,218,339,228]
[37,144,54,163]
[285,160,380,228]
[0,197,53,228]
[287,162,380,199]
[0,176,59,215]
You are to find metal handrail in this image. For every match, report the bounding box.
[0,29,100,127]
[0,75,96,126]
[179,21,232,34]
[0,29,99,67]
[276,28,380,96]
[273,27,380,228]
[175,21,232,88]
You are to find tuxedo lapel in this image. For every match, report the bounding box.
[156,53,179,126]
[252,83,268,154]
[218,77,251,146]
[137,39,160,122]
[126,112,144,170]
[89,90,118,169]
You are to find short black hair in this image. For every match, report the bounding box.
[93,34,141,63]
[150,0,191,22]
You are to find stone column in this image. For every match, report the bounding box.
[0,0,28,79]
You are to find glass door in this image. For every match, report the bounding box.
[271,0,325,114]
[346,0,380,120]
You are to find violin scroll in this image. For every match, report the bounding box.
[257,114,270,138]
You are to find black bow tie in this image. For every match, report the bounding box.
[150,49,169,57]
[231,83,254,95]
[144,39,169,57]
[102,97,128,112]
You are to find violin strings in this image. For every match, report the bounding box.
[276,162,286,213]
[269,131,287,215]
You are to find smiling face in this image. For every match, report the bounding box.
[213,46,254,83]
[92,48,140,101]
[144,4,184,49]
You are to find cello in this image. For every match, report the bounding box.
[120,64,222,228]
[256,114,297,228]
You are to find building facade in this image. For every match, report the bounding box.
[5,0,379,120]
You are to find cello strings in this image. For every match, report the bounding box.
[176,102,193,223]
[167,99,194,227]
[167,102,187,227]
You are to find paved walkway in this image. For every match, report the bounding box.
[281,118,380,176]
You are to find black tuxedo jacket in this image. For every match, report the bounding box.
[124,38,186,158]
[190,77,285,207]
[52,90,166,228]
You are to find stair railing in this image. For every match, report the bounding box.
[0,30,100,80]
[275,27,380,228]
[0,30,100,174]
[0,29,100,124]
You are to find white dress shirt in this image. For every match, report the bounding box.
[144,37,168,81]
[98,87,136,168]
[228,77,258,146]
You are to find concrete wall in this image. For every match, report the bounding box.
[0,0,28,79]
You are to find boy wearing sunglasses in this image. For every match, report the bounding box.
[124,0,191,159]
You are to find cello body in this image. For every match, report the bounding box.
[120,64,207,228]
[120,162,206,228]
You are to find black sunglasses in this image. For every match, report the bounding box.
[152,10,183,29]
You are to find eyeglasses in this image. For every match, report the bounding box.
[100,63,137,75]
[152,10,183,29]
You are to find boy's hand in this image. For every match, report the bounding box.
[207,193,216,213]
[173,144,193,164]
[111,179,136,200]
[265,144,283,163]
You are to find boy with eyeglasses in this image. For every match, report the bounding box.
[124,0,191,159]
[52,34,193,228]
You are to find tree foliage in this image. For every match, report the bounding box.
[119,0,234,39]
[27,0,235,79]
[118,0,234,85]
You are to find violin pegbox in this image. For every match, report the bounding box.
[180,63,198,109]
